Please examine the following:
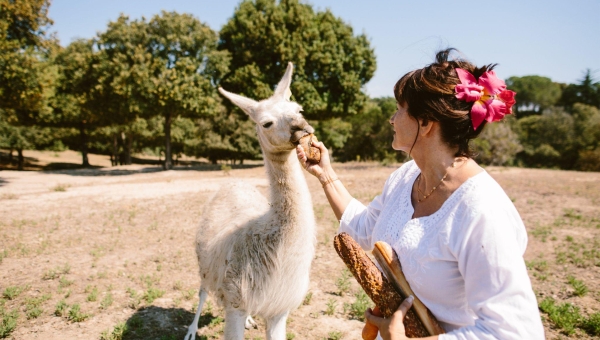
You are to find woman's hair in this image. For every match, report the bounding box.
[394,48,496,158]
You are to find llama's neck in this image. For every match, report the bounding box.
[263,150,315,236]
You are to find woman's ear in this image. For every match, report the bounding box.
[419,119,436,136]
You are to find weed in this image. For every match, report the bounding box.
[0,250,7,264]
[530,225,551,242]
[0,305,18,338]
[303,291,313,305]
[143,287,165,304]
[581,312,600,336]
[101,292,113,309]
[100,322,128,340]
[182,289,195,301]
[345,290,371,321]
[525,259,548,272]
[563,208,583,220]
[52,184,69,192]
[86,286,99,302]
[173,281,183,291]
[325,298,337,316]
[55,299,68,317]
[59,276,74,288]
[539,298,581,335]
[24,294,51,320]
[43,263,70,280]
[208,315,224,327]
[286,332,295,339]
[3,286,25,300]
[565,235,574,242]
[220,164,232,175]
[126,288,141,309]
[67,304,90,322]
[326,331,343,340]
[336,269,352,296]
[567,276,588,297]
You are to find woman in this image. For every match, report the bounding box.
[296,49,545,339]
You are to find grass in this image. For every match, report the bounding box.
[567,275,588,297]
[2,286,25,300]
[51,184,69,192]
[303,291,313,305]
[325,298,337,316]
[54,299,68,317]
[86,285,99,302]
[581,312,600,336]
[326,331,343,340]
[335,269,352,296]
[24,294,51,320]
[0,304,18,339]
[344,290,371,321]
[100,292,113,309]
[538,297,600,336]
[67,304,90,322]
[143,287,165,304]
[100,322,128,340]
[42,263,71,280]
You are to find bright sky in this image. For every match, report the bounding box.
[49,0,600,98]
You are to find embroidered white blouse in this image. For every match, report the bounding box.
[339,161,545,339]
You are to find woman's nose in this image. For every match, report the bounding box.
[389,112,396,125]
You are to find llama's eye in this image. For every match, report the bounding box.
[262,122,273,128]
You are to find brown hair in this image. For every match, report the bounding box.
[394,48,496,158]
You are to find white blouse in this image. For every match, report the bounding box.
[339,161,544,339]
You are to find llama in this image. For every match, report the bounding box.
[185,62,317,340]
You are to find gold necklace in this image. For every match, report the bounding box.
[416,159,462,203]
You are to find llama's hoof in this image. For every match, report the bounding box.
[245,315,258,329]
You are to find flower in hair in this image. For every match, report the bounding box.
[454,68,516,130]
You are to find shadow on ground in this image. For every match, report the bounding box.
[105,306,223,340]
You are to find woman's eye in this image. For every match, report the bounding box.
[262,122,273,128]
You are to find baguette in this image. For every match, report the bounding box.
[333,232,441,338]
[298,134,321,163]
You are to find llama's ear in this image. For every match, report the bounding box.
[218,87,258,117]
[274,62,293,101]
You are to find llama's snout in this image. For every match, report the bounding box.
[290,124,314,144]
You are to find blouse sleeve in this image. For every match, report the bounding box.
[440,205,545,340]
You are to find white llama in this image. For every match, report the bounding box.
[185,62,316,340]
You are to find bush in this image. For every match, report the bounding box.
[473,121,522,166]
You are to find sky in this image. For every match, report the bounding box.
[48,0,600,98]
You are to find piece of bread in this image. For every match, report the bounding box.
[333,232,432,338]
[298,134,321,163]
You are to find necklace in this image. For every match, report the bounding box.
[415,158,463,203]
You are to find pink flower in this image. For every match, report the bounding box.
[455,68,516,130]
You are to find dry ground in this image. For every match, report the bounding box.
[1,150,599,339]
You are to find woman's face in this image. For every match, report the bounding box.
[389,102,419,152]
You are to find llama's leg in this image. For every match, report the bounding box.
[266,311,289,340]
[224,308,247,340]
[184,288,208,340]
[245,315,258,329]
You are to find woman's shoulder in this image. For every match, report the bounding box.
[388,160,419,184]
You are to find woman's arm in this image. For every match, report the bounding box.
[296,142,353,220]
[364,296,439,340]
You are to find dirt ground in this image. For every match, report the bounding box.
[1,150,599,339]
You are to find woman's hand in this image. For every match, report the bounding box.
[296,141,332,180]
[364,296,414,340]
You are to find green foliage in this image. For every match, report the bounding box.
[326,331,343,340]
[143,287,165,304]
[302,291,313,305]
[0,303,18,339]
[581,312,600,336]
[344,290,371,321]
[67,303,90,322]
[24,294,50,320]
[505,76,562,115]
[335,269,352,296]
[2,286,25,300]
[325,298,336,316]
[567,275,588,297]
[559,69,600,109]
[472,119,522,166]
[219,0,376,120]
[100,322,128,340]
[539,298,581,335]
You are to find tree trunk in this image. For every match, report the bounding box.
[125,133,132,165]
[121,132,132,165]
[163,113,173,170]
[80,123,90,167]
[9,149,13,163]
[112,134,118,166]
[17,148,24,171]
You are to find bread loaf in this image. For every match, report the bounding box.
[298,134,321,163]
[333,232,432,338]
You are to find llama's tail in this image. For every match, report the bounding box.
[184,287,208,340]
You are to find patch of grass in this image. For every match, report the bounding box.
[539,298,581,335]
[54,299,68,317]
[59,276,74,288]
[100,321,128,340]
[525,259,548,272]
[100,292,113,309]
[208,315,224,327]
[325,298,337,316]
[24,294,51,320]
[2,286,26,300]
[143,287,165,304]
[567,276,588,297]
[126,288,142,309]
[181,289,195,301]
[303,291,313,305]
[530,225,552,242]
[42,263,71,280]
[286,332,295,340]
[52,183,69,192]
[67,304,90,322]
[345,290,371,321]
[86,286,98,302]
[335,269,352,296]
[581,312,600,336]
[0,250,7,264]
[565,235,574,242]
[0,305,18,338]
[326,331,343,340]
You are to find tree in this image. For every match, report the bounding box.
[505,75,562,116]
[559,69,600,109]
[472,119,522,166]
[145,11,228,169]
[219,0,376,121]
[50,39,99,166]
[0,0,55,169]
